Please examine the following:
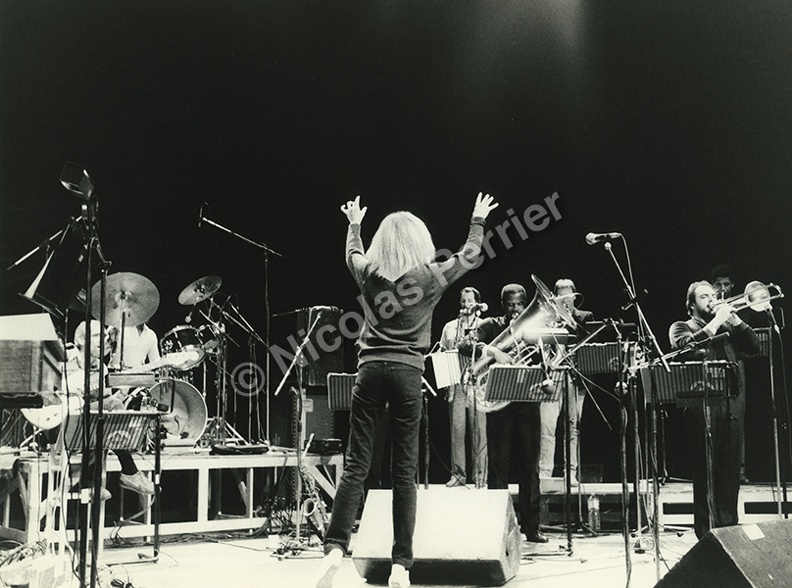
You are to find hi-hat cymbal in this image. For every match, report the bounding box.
[178,275,222,306]
[91,272,160,327]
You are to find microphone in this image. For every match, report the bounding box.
[707,331,730,344]
[766,308,781,334]
[585,232,622,245]
[312,305,341,313]
[462,302,488,315]
[198,203,204,228]
[185,305,196,324]
[60,162,94,200]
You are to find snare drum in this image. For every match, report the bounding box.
[161,325,205,370]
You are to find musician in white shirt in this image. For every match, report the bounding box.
[439,287,488,487]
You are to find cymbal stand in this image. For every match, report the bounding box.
[226,300,266,442]
[202,303,245,446]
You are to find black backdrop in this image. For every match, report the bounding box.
[2,0,792,484]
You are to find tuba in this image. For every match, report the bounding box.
[467,275,576,413]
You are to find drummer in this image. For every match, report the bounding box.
[109,323,160,371]
[66,320,156,497]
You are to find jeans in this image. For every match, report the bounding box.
[323,361,423,568]
[486,402,541,536]
[539,381,585,479]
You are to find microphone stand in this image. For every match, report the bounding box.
[464,310,484,489]
[608,319,633,584]
[199,211,281,443]
[598,240,668,586]
[421,376,437,489]
[5,224,68,271]
[272,313,321,548]
[78,192,110,588]
[765,309,787,519]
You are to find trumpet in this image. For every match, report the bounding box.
[713,281,784,313]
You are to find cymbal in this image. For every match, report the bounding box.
[91,272,160,327]
[178,275,222,306]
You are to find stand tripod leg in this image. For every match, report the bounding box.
[703,399,716,532]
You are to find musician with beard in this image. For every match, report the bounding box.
[458,283,547,543]
[669,280,760,538]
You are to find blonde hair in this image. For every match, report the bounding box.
[366,211,436,282]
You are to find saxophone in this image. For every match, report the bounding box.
[300,434,329,539]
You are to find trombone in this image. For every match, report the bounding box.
[713,281,784,312]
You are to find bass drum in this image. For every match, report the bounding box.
[147,379,208,444]
[161,325,205,370]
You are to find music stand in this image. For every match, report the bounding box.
[484,365,577,552]
[483,365,564,404]
[19,217,97,320]
[575,342,621,376]
[640,360,738,534]
[427,350,465,389]
[59,410,163,561]
[327,373,356,411]
[640,360,738,408]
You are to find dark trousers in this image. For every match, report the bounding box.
[323,361,423,568]
[684,401,742,538]
[486,402,542,536]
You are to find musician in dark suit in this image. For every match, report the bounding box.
[539,279,594,484]
[458,283,547,543]
[668,280,760,538]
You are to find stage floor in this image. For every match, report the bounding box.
[94,529,699,588]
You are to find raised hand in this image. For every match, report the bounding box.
[472,192,498,220]
[340,195,367,225]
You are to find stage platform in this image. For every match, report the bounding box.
[535,477,791,530]
[0,447,343,544]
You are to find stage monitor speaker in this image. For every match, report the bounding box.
[352,489,520,586]
[655,519,792,588]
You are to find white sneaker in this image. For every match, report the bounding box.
[119,471,155,495]
[90,487,112,502]
[388,564,410,588]
[316,548,343,588]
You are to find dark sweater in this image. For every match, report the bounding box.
[668,316,760,415]
[346,216,485,370]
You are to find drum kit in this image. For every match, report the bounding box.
[88,272,233,446]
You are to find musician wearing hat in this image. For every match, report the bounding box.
[458,283,547,544]
[668,280,760,538]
